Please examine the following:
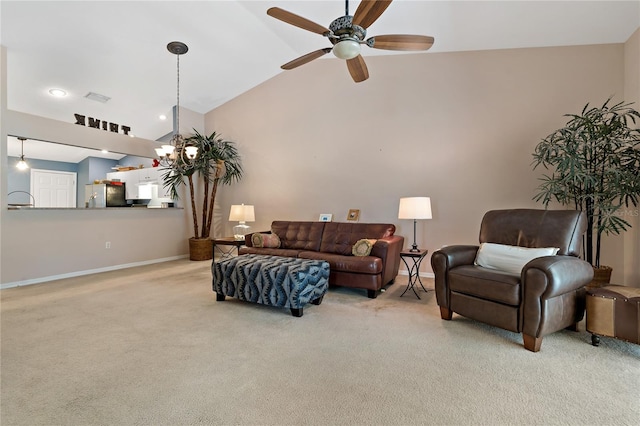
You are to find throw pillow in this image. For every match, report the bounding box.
[251,233,281,248]
[352,239,377,256]
[474,243,559,275]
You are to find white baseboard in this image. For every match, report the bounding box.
[0,255,189,290]
[2,259,431,290]
[398,270,435,278]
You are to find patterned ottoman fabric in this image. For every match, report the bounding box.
[213,254,330,317]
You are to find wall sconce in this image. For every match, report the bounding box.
[398,197,432,252]
[229,204,255,241]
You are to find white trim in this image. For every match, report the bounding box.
[0,255,188,289]
[2,258,431,290]
[398,270,434,279]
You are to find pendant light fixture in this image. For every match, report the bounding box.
[155,41,198,165]
[16,137,29,170]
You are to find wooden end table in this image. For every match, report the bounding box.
[212,237,245,261]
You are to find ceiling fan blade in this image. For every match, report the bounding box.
[267,7,331,35]
[281,48,333,70]
[346,55,369,83]
[352,0,393,29]
[366,34,435,51]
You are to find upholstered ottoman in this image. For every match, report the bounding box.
[586,285,640,346]
[212,254,330,317]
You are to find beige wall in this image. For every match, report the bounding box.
[2,35,637,286]
[0,46,191,287]
[622,28,640,287]
[206,43,630,278]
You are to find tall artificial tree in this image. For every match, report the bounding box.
[532,99,640,268]
[162,130,243,240]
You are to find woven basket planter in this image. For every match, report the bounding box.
[189,237,213,261]
[587,265,613,289]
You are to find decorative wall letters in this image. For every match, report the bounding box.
[74,114,131,136]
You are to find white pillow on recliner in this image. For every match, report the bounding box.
[474,243,559,275]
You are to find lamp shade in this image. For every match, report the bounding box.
[398,197,432,220]
[229,204,255,222]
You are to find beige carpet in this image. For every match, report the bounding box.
[1,259,638,426]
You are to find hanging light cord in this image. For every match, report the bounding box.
[175,52,180,144]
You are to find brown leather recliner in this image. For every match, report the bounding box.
[431,209,594,352]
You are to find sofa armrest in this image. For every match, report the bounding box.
[431,245,479,272]
[521,256,593,336]
[431,245,479,309]
[371,235,404,285]
[523,256,593,299]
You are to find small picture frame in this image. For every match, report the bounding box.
[347,209,360,222]
[319,214,333,222]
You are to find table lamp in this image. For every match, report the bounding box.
[398,197,432,252]
[229,204,255,241]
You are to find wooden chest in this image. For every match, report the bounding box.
[586,285,640,346]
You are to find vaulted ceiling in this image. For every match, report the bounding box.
[2,1,639,142]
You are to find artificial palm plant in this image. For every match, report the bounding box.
[162,130,243,258]
[532,98,640,272]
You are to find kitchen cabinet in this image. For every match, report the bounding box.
[106,168,172,200]
[138,168,157,183]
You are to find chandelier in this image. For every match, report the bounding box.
[155,41,198,167]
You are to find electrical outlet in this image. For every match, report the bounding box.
[105,242,111,249]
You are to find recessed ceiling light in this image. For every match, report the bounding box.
[101,149,109,154]
[159,114,167,120]
[48,88,67,97]
[129,133,135,138]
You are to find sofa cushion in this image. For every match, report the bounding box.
[271,221,326,251]
[352,239,377,256]
[299,251,383,274]
[449,265,521,306]
[320,222,395,255]
[474,242,559,275]
[239,247,301,258]
[251,232,281,248]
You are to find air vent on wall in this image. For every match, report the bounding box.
[84,92,111,103]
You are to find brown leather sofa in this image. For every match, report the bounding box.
[240,221,404,298]
[431,209,594,352]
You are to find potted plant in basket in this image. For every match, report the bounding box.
[531,98,640,286]
[162,130,243,260]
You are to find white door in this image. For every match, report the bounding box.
[30,169,77,208]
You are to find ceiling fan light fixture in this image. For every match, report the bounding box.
[333,39,360,60]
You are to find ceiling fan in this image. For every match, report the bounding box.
[267,0,434,83]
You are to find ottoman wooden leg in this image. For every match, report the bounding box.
[291,308,303,317]
[310,295,324,305]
